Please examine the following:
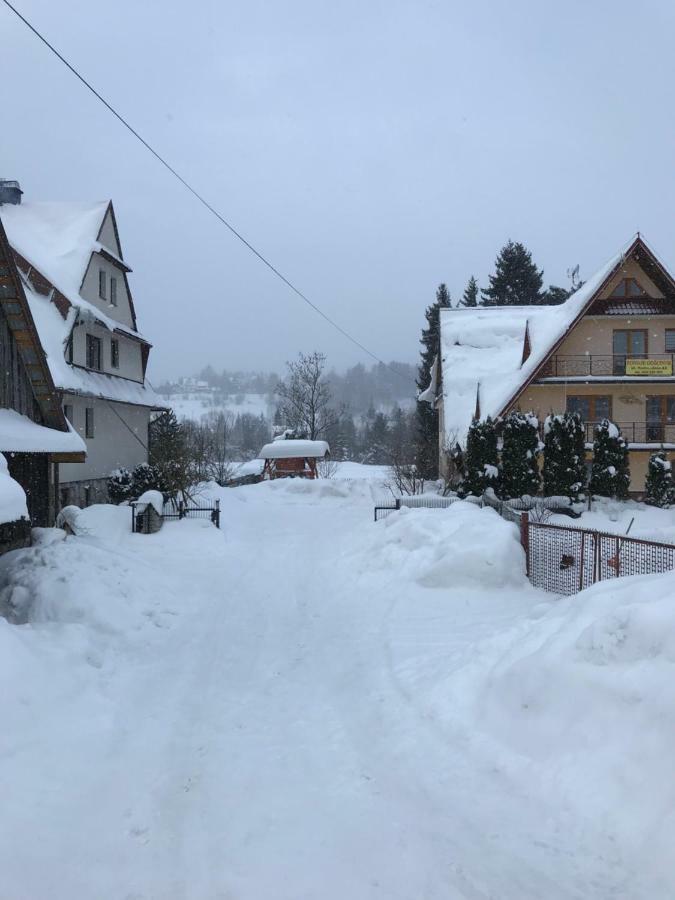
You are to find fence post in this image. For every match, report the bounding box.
[131,502,136,534]
[395,498,401,510]
[179,500,185,520]
[213,499,220,529]
[520,513,529,577]
[579,530,585,593]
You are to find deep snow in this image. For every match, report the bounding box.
[0,480,673,898]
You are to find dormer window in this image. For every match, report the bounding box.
[110,276,117,306]
[610,277,646,298]
[99,269,106,299]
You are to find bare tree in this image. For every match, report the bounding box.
[276,351,341,440]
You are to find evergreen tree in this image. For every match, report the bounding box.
[459,275,479,308]
[149,409,184,467]
[460,417,499,497]
[107,467,133,504]
[500,411,540,499]
[481,240,544,306]
[589,420,630,499]
[416,283,451,478]
[542,412,587,502]
[543,284,570,305]
[645,452,674,508]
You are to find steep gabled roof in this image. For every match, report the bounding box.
[437,235,673,447]
[0,215,66,431]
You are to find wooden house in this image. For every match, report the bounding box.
[424,235,675,495]
[0,211,85,540]
[259,440,330,479]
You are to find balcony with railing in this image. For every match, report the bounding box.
[539,354,675,379]
[553,421,675,445]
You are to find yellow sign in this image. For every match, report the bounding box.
[625,358,673,376]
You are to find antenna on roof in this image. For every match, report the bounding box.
[566,264,581,290]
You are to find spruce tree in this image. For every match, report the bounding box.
[589,420,630,499]
[416,283,451,478]
[645,452,673,508]
[460,417,499,497]
[481,240,544,306]
[459,275,479,308]
[500,411,540,499]
[543,284,570,305]
[542,412,587,502]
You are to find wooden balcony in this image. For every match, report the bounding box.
[540,354,675,378]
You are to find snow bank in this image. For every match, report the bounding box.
[0,453,28,524]
[357,501,528,590]
[473,572,675,876]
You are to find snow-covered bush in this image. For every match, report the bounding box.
[645,452,673,508]
[589,420,630,499]
[107,467,133,504]
[130,462,166,499]
[542,412,586,503]
[499,411,540,499]
[460,417,499,497]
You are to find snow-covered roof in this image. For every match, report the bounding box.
[0,453,28,524]
[21,278,161,408]
[258,440,330,459]
[0,408,86,454]
[1,202,147,345]
[1,202,109,296]
[439,242,631,447]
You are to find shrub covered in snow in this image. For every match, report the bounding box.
[542,412,586,502]
[107,467,133,504]
[460,417,499,497]
[589,419,630,500]
[645,452,673,508]
[499,411,540,500]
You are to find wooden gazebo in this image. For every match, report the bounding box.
[258,440,330,480]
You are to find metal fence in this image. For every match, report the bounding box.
[162,497,221,528]
[373,495,458,522]
[524,521,675,595]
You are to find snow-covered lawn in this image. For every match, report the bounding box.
[551,496,675,543]
[1,480,674,897]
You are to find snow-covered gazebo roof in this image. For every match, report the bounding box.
[258,440,330,460]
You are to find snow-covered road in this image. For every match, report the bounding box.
[0,479,669,898]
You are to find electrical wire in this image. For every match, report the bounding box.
[1,0,410,381]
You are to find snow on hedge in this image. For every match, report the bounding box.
[0,453,28,525]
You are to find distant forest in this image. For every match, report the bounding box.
[157,360,418,463]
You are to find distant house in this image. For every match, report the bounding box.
[425,235,675,494]
[0,180,162,508]
[0,205,85,539]
[258,440,330,479]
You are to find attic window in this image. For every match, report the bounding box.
[610,277,645,298]
[99,269,106,299]
[110,276,117,306]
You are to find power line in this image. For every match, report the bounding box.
[2,0,408,380]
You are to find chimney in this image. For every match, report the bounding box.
[0,180,23,205]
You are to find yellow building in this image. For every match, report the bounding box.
[432,236,675,494]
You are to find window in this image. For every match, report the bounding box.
[111,338,120,368]
[59,487,69,509]
[98,269,106,299]
[646,396,675,441]
[83,486,91,507]
[110,276,117,306]
[666,330,675,353]
[85,407,95,439]
[613,329,647,374]
[610,277,646,298]
[66,334,73,363]
[63,403,73,424]
[86,334,102,370]
[566,395,612,422]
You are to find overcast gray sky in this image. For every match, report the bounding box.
[4,0,675,382]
